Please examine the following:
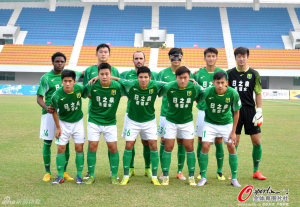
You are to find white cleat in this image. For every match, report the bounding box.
[197,178,207,186]
[231,179,241,187]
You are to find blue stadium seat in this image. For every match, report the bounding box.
[159,7,224,48]
[16,7,83,45]
[83,5,151,46]
[0,9,13,25]
[227,8,293,49]
[295,8,300,24]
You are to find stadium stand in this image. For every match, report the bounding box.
[159,7,224,48]
[227,8,293,49]
[83,5,151,46]
[77,46,151,67]
[248,49,300,69]
[157,48,228,69]
[0,9,13,25]
[15,7,83,45]
[295,8,300,23]
[0,44,73,65]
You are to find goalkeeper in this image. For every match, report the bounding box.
[227,47,266,180]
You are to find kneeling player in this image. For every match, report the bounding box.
[85,63,124,185]
[113,66,165,186]
[51,70,86,184]
[198,71,242,187]
[159,66,202,186]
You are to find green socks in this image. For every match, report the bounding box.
[56,152,66,178]
[108,150,111,171]
[235,144,238,151]
[196,142,202,166]
[252,144,262,173]
[159,143,165,169]
[87,150,96,177]
[187,151,196,177]
[150,150,159,177]
[43,140,52,174]
[110,151,119,177]
[162,150,172,176]
[177,144,186,173]
[143,145,151,169]
[199,152,208,179]
[229,153,238,179]
[130,146,135,168]
[76,152,84,177]
[215,143,224,174]
[123,149,132,176]
[64,142,70,172]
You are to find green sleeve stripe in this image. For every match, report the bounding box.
[254,70,262,94]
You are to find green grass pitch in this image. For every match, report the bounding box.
[0,96,299,206]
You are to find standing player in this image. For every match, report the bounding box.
[37,52,81,182]
[113,66,165,186]
[120,51,158,178]
[157,48,192,181]
[84,63,125,185]
[51,70,86,184]
[194,48,227,181]
[197,71,242,187]
[82,43,119,180]
[159,66,201,186]
[227,47,266,180]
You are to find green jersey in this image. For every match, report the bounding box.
[119,79,165,123]
[37,69,82,115]
[51,84,85,123]
[194,67,227,110]
[157,67,193,117]
[85,79,125,126]
[120,69,157,80]
[159,81,202,124]
[199,86,241,125]
[83,65,119,86]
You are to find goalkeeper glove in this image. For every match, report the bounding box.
[252,108,263,127]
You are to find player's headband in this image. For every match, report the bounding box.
[169,53,183,62]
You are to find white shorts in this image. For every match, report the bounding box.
[87,122,118,142]
[40,113,56,140]
[125,117,157,141]
[202,121,233,144]
[164,120,194,140]
[121,113,129,138]
[196,110,205,137]
[55,118,85,145]
[157,116,166,137]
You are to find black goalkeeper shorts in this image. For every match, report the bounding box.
[236,106,261,135]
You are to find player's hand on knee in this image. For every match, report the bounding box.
[252,108,263,127]
[55,128,61,139]
[229,131,237,145]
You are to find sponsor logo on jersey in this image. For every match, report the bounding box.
[225,97,230,103]
[76,93,81,98]
[164,76,169,79]
[111,90,116,95]
[51,79,56,82]
[247,74,252,79]
[149,89,154,94]
[60,97,66,101]
[187,91,192,96]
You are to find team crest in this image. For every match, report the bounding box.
[111,90,116,95]
[225,98,230,103]
[247,74,252,79]
[149,89,154,94]
[76,93,81,98]
[187,91,192,96]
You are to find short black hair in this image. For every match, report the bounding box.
[137,66,151,77]
[234,47,249,58]
[213,71,227,81]
[204,47,218,57]
[61,70,76,81]
[96,43,111,53]
[175,66,190,77]
[168,48,183,56]
[52,52,66,63]
[98,63,111,73]
[133,51,145,59]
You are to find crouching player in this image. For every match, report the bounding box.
[198,71,242,187]
[113,66,165,186]
[85,63,125,185]
[51,70,86,184]
[159,66,202,186]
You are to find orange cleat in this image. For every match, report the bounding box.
[176,172,186,181]
[253,170,267,180]
[228,174,232,181]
